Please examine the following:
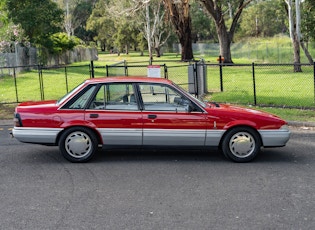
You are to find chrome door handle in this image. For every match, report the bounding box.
[90,114,99,118]
[148,114,157,119]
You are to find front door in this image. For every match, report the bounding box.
[138,83,208,146]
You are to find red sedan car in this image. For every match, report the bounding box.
[12,77,290,163]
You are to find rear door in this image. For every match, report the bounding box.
[85,83,143,146]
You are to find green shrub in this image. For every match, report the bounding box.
[45,32,82,54]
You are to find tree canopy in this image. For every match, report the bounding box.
[6,0,64,46]
[301,0,315,42]
[1,0,315,63]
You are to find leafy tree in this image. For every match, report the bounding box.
[164,0,194,61]
[113,18,138,54]
[199,0,253,63]
[239,0,287,38]
[6,0,64,46]
[301,0,315,42]
[128,0,172,59]
[87,0,143,54]
[55,0,96,42]
[0,0,9,27]
[86,0,116,51]
[72,1,96,42]
[190,1,216,42]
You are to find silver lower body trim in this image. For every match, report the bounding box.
[143,129,206,146]
[97,128,142,145]
[98,128,224,146]
[205,130,225,146]
[258,129,291,147]
[12,127,63,144]
[12,127,290,149]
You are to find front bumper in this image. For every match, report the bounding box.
[258,129,291,147]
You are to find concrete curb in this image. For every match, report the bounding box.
[0,120,13,126]
[288,121,315,128]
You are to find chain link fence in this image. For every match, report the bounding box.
[206,63,315,108]
[1,61,314,109]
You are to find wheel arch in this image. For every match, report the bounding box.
[219,125,263,149]
[56,125,102,146]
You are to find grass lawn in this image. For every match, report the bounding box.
[205,64,314,107]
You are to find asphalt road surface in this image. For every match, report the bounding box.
[0,125,314,230]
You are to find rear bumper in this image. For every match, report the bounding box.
[258,129,291,147]
[12,127,63,144]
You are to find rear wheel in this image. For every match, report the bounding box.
[222,127,261,163]
[59,127,98,163]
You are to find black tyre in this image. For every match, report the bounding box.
[221,127,261,163]
[59,127,98,163]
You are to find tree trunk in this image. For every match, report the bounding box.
[285,0,302,72]
[125,44,129,55]
[145,2,153,61]
[216,24,233,63]
[101,41,105,52]
[164,0,194,62]
[155,47,161,57]
[293,34,302,72]
[300,42,313,65]
[179,22,194,61]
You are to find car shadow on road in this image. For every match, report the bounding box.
[26,146,298,164]
[93,148,226,163]
[91,147,297,164]
[255,148,298,163]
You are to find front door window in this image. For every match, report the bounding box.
[139,83,191,112]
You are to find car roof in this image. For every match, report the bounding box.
[85,76,172,84]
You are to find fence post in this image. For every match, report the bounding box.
[90,61,95,78]
[164,64,168,79]
[106,65,109,77]
[124,60,128,76]
[219,56,223,92]
[13,67,19,103]
[65,66,69,93]
[252,63,257,105]
[194,62,199,97]
[314,62,315,104]
[38,65,44,101]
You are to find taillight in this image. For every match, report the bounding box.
[14,113,23,127]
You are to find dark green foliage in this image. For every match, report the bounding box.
[6,0,64,45]
[238,0,287,39]
[45,32,82,54]
[72,1,95,42]
[301,0,315,41]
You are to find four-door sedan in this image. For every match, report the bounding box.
[12,77,290,163]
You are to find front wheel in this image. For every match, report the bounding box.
[221,127,261,163]
[59,127,98,163]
